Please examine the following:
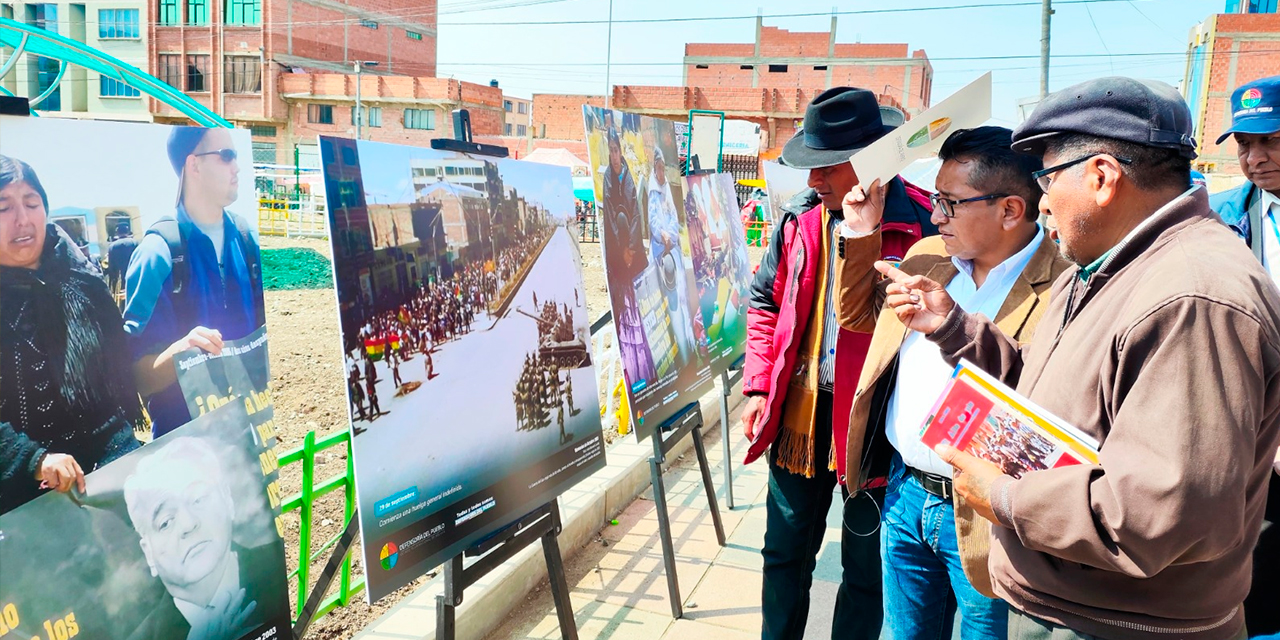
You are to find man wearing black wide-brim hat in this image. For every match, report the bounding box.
[739,87,936,640]
[876,76,1280,640]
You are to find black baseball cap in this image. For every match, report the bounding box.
[1216,76,1280,144]
[1012,77,1197,159]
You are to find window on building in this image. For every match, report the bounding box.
[99,76,141,97]
[406,30,422,40]
[187,0,207,25]
[98,8,139,38]
[503,100,512,112]
[359,18,377,29]
[739,64,753,70]
[186,54,210,92]
[813,65,828,71]
[517,124,526,137]
[224,55,261,93]
[158,0,178,24]
[308,104,334,124]
[225,0,259,25]
[250,125,277,138]
[695,64,709,69]
[158,53,182,87]
[252,141,276,164]
[351,106,382,127]
[517,102,527,115]
[504,123,512,135]
[768,64,788,73]
[28,3,56,31]
[404,108,435,130]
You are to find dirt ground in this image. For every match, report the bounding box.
[260,233,764,639]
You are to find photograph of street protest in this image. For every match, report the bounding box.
[0,400,290,640]
[583,107,715,438]
[966,406,1068,479]
[683,172,754,376]
[319,136,605,601]
[0,116,269,520]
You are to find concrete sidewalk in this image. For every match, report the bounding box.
[484,403,853,640]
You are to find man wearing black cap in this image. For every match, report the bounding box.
[874,76,1280,640]
[740,86,934,640]
[123,126,265,439]
[1207,74,1280,637]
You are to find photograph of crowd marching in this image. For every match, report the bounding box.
[0,115,285,640]
[319,136,604,600]
[584,106,715,437]
[683,171,754,375]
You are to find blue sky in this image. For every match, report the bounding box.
[436,0,1224,125]
[354,140,574,219]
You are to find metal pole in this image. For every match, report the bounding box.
[354,61,362,140]
[1039,0,1052,98]
[604,0,613,109]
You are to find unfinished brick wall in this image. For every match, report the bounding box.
[1191,13,1280,173]
[532,93,605,141]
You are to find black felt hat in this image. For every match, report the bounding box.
[781,87,893,170]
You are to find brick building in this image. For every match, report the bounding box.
[614,17,928,163]
[147,0,437,163]
[277,73,504,166]
[1184,5,1280,174]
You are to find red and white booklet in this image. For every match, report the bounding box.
[920,360,1100,479]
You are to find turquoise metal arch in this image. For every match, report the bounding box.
[0,16,231,127]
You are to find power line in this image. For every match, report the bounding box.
[437,0,1136,26]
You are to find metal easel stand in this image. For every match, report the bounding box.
[648,401,727,619]
[436,500,577,640]
[718,354,746,510]
[429,109,576,640]
[293,516,360,639]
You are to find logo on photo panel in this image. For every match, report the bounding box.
[380,542,399,570]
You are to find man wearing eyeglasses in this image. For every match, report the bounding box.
[874,77,1280,640]
[836,126,1068,640]
[1209,75,1280,638]
[743,87,935,640]
[123,126,265,438]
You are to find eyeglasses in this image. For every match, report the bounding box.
[929,192,1008,219]
[1032,153,1132,193]
[193,148,238,163]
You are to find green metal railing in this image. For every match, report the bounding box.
[279,429,365,623]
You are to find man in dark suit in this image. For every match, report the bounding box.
[123,437,287,640]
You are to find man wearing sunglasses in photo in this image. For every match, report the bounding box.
[836,126,1068,640]
[123,126,265,438]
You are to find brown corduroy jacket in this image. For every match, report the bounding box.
[834,229,1070,596]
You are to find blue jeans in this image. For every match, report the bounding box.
[882,456,1007,640]
[761,392,884,640]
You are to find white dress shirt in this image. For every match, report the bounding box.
[1258,189,1280,287]
[883,225,1045,477]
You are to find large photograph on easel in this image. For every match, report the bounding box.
[583,107,715,439]
[683,172,753,377]
[0,396,289,640]
[318,136,606,602]
[0,118,289,640]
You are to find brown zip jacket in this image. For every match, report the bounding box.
[928,187,1280,640]
[836,230,1071,597]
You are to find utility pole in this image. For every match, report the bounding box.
[604,0,614,108]
[353,61,379,140]
[355,61,363,140]
[1040,0,1052,98]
